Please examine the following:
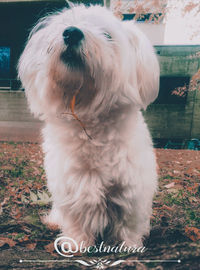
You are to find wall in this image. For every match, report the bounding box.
[0,86,199,142]
[137,24,165,46]
[0,45,200,141]
[143,91,196,139]
[142,45,200,140]
[0,91,42,142]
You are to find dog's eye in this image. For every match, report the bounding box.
[103,32,112,40]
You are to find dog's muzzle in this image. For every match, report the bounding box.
[61,27,84,67]
[63,27,84,47]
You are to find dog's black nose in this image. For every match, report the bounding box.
[63,27,84,46]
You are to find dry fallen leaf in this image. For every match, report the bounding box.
[26,242,37,250]
[30,191,38,203]
[44,242,57,256]
[164,182,175,189]
[0,237,17,248]
[37,191,51,204]
[162,205,173,211]
[188,196,198,203]
[185,226,200,241]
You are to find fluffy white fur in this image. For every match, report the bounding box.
[18,4,160,247]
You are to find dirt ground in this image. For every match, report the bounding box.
[0,142,200,269]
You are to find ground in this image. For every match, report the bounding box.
[0,142,199,270]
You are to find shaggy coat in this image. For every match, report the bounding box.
[18,4,160,247]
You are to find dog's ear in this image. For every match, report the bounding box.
[123,21,160,109]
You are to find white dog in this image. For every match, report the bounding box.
[18,3,159,248]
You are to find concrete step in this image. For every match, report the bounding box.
[0,121,43,142]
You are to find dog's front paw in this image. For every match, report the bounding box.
[123,237,143,248]
[120,230,143,248]
[61,231,95,250]
[42,208,63,230]
[41,214,59,231]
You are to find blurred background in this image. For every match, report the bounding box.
[0,0,199,149]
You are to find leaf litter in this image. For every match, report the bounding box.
[0,142,199,264]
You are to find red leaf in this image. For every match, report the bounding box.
[26,242,37,250]
[0,237,17,248]
[44,242,57,256]
[185,227,200,241]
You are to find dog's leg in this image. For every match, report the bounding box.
[52,171,108,247]
[46,203,95,248]
[120,194,153,247]
[61,213,95,248]
[43,204,63,230]
[105,178,154,247]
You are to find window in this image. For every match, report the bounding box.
[0,47,10,79]
[123,13,163,22]
[154,76,190,104]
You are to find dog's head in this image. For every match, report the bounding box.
[18,4,159,119]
